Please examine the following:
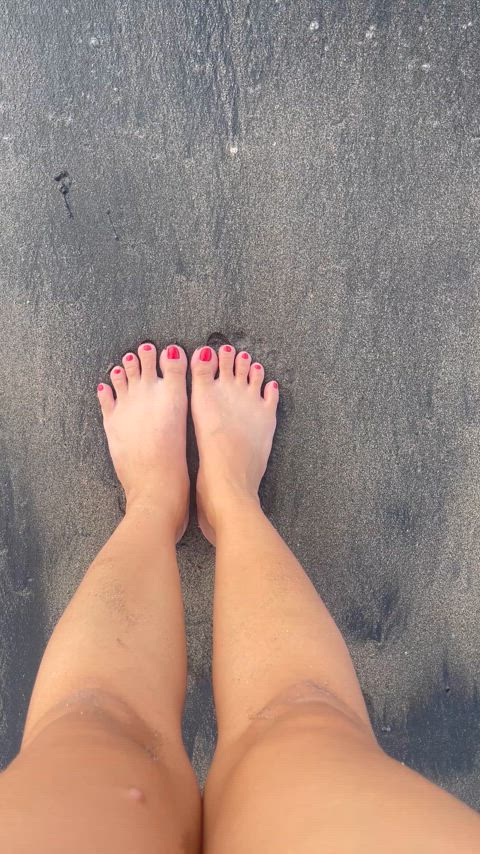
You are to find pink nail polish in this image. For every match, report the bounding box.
[223,345,232,353]
[97,384,104,392]
[199,347,212,362]
[142,343,153,351]
[113,368,122,375]
[125,354,134,362]
[254,363,262,370]
[273,381,278,390]
[167,345,180,360]
[241,352,249,360]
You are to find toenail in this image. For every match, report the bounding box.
[167,345,180,360]
[273,381,279,389]
[97,384,104,392]
[113,368,122,375]
[253,363,262,370]
[199,347,212,362]
[223,345,232,353]
[241,352,249,360]
[125,354,134,362]
[142,344,153,351]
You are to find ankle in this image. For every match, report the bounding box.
[202,485,263,532]
[125,488,187,540]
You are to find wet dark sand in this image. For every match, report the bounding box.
[0,0,479,808]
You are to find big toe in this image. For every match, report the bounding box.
[159,344,188,385]
[191,346,218,383]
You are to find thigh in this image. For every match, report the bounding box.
[0,710,200,854]
[204,699,480,854]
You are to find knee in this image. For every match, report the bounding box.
[18,689,198,801]
[244,680,376,748]
[22,688,160,759]
[207,681,377,808]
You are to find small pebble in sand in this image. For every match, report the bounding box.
[228,144,238,156]
[89,36,100,47]
[309,20,319,32]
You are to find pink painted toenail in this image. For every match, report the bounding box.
[241,352,249,359]
[167,345,180,360]
[223,345,232,352]
[253,363,262,370]
[199,347,212,362]
[273,381,278,390]
[97,384,104,392]
[113,368,122,375]
[125,354,134,361]
[142,344,153,351]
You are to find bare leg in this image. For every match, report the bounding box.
[0,343,201,854]
[191,344,480,854]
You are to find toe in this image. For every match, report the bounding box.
[110,365,127,397]
[138,342,158,381]
[218,344,236,379]
[191,346,219,382]
[249,361,264,392]
[97,382,114,415]
[263,379,279,410]
[159,344,188,383]
[235,351,251,382]
[123,351,140,383]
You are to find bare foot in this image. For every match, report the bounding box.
[190,345,279,543]
[97,342,189,541]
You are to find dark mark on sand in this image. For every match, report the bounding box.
[54,170,73,219]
